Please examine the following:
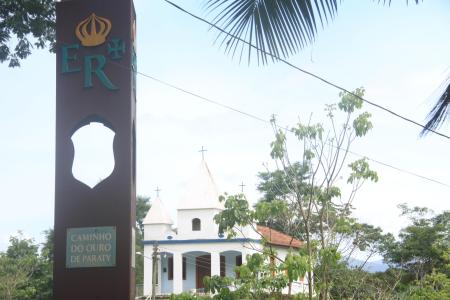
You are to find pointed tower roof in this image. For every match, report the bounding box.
[177,159,223,210]
[143,196,173,225]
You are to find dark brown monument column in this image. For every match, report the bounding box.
[54,0,137,299]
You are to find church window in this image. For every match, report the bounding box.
[192,218,201,231]
[236,255,242,267]
[220,255,226,277]
[168,257,173,280]
[235,255,242,278]
[183,257,186,280]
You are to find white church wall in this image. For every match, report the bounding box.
[222,251,241,278]
[145,243,247,295]
[143,243,154,296]
[144,223,174,241]
[247,225,265,240]
[144,229,310,296]
[176,208,222,239]
[163,241,250,255]
[274,247,310,295]
[144,239,312,295]
[183,253,197,291]
[160,254,173,294]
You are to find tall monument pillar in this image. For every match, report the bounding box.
[54,0,137,299]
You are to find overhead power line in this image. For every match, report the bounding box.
[162,0,450,141]
[135,70,450,189]
[137,72,267,124]
[349,150,450,188]
[136,71,268,124]
[99,35,450,189]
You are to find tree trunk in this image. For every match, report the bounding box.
[318,209,328,300]
[305,226,313,300]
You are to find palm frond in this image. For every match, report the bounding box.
[204,0,339,64]
[376,0,422,4]
[421,77,450,136]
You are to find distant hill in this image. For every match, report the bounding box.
[347,258,389,273]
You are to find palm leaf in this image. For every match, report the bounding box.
[203,0,447,137]
[203,0,422,64]
[421,77,450,136]
[204,0,339,64]
[377,0,422,4]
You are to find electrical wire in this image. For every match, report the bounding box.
[135,70,450,189]
[136,71,268,124]
[77,37,450,189]
[162,0,450,141]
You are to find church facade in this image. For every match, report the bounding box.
[142,159,309,296]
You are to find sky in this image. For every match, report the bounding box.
[0,0,449,251]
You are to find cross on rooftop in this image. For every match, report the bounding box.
[199,146,207,160]
[239,181,246,193]
[155,186,161,197]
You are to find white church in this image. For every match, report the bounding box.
[142,158,309,296]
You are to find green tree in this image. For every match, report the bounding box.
[136,195,151,286]
[0,233,39,300]
[216,194,309,298]
[269,88,377,300]
[280,252,309,296]
[137,195,151,234]
[407,271,450,299]
[216,88,380,300]
[19,229,54,300]
[235,251,289,299]
[383,205,449,282]
[0,230,53,300]
[329,264,404,300]
[204,250,292,300]
[0,0,55,67]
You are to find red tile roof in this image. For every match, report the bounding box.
[257,225,303,249]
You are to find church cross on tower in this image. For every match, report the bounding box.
[155,186,161,197]
[239,181,246,193]
[199,146,207,160]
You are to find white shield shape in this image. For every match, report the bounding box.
[71,122,115,188]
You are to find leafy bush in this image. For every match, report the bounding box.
[170,292,212,300]
[407,271,450,299]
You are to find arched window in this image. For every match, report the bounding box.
[192,218,201,231]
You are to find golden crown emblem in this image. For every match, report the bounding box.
[75,13,112,47]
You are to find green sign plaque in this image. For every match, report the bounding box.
[66,226,116,268]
